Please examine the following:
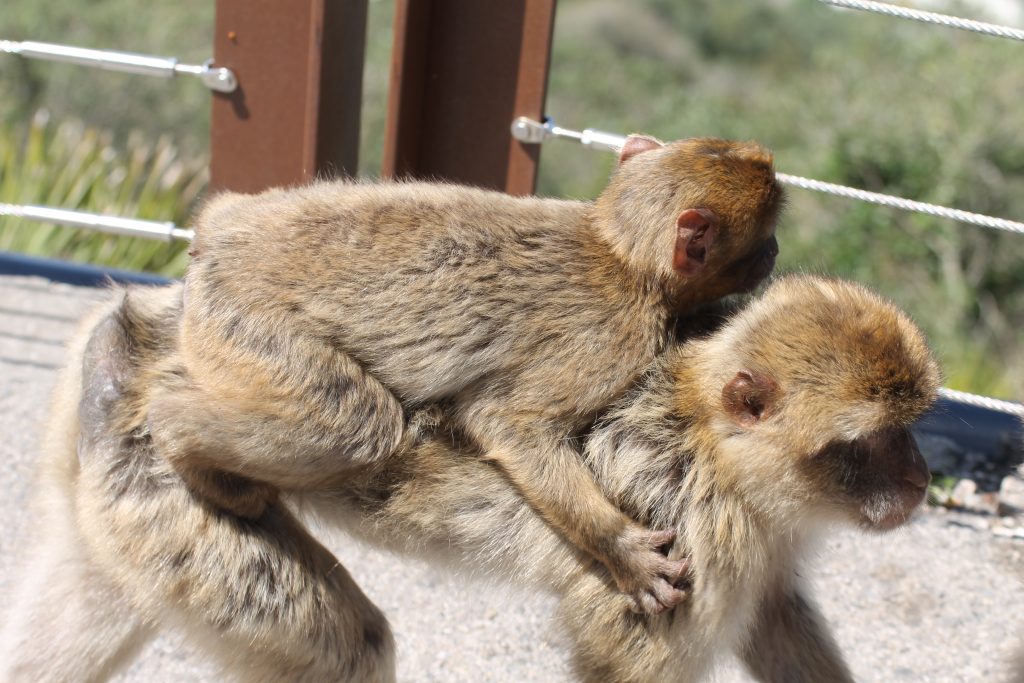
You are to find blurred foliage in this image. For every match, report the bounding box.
[0,0,213,157]
[540,0,1024,400]
[0,113,202,274]
[0,0,1021,398]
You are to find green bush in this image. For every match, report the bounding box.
[539,0,1024,400]
[0,112,203,275]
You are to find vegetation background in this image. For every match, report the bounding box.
[1,0,1021,400]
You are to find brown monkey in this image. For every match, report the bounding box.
[0,284,396,683]
[0,274,938,682]
[154,135,784,612]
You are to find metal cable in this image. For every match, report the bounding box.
[0,39,237,92]
[774,173,1024,235]
[938,387,1024,419]
[510,117,1024,236]
[819,0,1024,42]
[0,203,193,242]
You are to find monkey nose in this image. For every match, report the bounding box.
[904,467,931,490]
[904,434,931,489]
[903,450,931,489]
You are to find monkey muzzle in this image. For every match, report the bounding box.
[862,427,931,530]
[732,235,779,293]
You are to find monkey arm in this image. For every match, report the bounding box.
[467,425,688,614]
[739,583,855,683]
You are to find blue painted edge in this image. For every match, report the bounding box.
[915,398,1022,465]
[0,251,173,286]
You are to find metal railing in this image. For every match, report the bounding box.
[510,117,1024,236]
[0,40,236,92]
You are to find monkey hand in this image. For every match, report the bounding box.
[608,525,690,615]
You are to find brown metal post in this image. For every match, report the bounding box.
[382,0,557,196]
[210,0,368,193]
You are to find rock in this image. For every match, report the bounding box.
[948,478,999,515]
[991,526,1024,540]
[950,479,977,507]
[998,475,1024,516]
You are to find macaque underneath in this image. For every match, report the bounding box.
[152,135,783,612]
[0,274,939,682]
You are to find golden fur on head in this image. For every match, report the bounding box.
[663,274,939,533]
[709,274,939,438]
[594,136,784,286]
[737,274,937,423]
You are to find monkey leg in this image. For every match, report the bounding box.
[0,298,160,682]
[77,457,396,683]
[149,345,407,517]
[461,414,689,614]
[70,295,396,682]
[0,493,153,683]
[739,585,854,683]
[556,573,707,683]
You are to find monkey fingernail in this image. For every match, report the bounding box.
[669,558,691,583]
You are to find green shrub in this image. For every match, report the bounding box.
[0,112,204,275]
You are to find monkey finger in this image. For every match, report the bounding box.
[658,556,691,585]
[629,591,667,615]
[651,578,689,610]
[644,528,677,552]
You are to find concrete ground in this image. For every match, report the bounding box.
[2,273,1023,682]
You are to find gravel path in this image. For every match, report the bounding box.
[2,273,1022,682]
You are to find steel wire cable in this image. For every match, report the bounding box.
[819,0,1024,42]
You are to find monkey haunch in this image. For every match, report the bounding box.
[0,274,939,682]
[156,135,783,613]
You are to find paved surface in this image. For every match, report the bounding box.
[2,273,1023,682]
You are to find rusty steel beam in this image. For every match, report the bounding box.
[210,0,368,193]
[382,0,557,196]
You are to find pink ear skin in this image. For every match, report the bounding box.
[673,208,718,277]
[618,135,664,165]
[722,370,779,427]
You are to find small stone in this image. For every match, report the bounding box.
[998,475,1024,514]
[992,526,1024,540]
[947,478,1001,515]
[975,492,1000,515]
[950,478,977,507]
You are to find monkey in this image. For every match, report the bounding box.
[150,135,784,613]
[0,273,939,682]
[0,284,396,683]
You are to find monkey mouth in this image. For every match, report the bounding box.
[868,509,914,531]
[730,242,777,293]
[862,486,927,531]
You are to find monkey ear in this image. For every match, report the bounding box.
[674,209,718,276]
[618,135,663,165]
[722,370,779,427]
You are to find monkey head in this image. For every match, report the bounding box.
[683,275,940,533]
[594,135,785,308]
